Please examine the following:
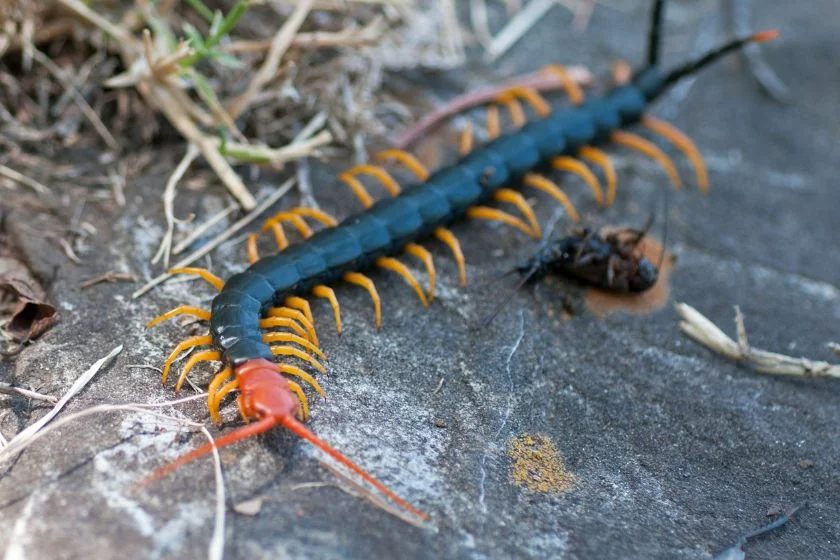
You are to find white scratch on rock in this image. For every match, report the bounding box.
[478,312,525,513]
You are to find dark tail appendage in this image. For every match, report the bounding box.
[637,0,778,100]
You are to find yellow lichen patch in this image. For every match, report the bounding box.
[508,434,576,494]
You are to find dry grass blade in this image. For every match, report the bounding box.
[172,203,239,256]
[676,303,840,379]
[226,0,315,119]
[1,345,123,458]
[132,178,296,298]
[0,164,51,195]
[0,382,58,404]
[486,0,558,61]
[152,144,200,267]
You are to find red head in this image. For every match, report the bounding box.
[236,358,299,420]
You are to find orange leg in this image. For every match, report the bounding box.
[522,173,581,223]
[404,242,436,301]
[278,364,325,397]
[247,233,260,264]
[493,188,541,238]
[551,156,604,206]
[343,272,382,329]
[466,206,534,237]
[270,345,327,374]
[207,367,233,424]
[459,124,474,156]
[611,130,682,189]
[579,146,618,206]
[146,305,210,328]
[375,150,430,181]
[215,378,240,418]
[264,213,313,239]
[375,257,429,308]
[338,172,375,208]
[344,164,402,197]
[540,64,585,105]
[497,86,551,118]
[286,207,338,227]
[642,116,708,192]
[434,227,466,286]
[259,316,312,343]
[263,332,327,361]
[287,380,310,421]
[285,296,314,325]
[486,105,501,139]
[312,285,342,335]
[266,307,319,348]
[162,335,213,385]
[176,350,221,392]
[498,96,526,128]
[168,268,224,291]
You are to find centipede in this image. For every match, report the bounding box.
[145,0,777,520]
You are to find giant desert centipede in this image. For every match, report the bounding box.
[146,0,777,519]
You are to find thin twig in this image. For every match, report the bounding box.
[80,272,139,289]
[152,144,200,266]
[1,345,123,457]
[676,303,840,379]
[226,0,315,119]
[0,383,58,404]
[486,0,558,61]
[172,202,239,256]
[132,178,295,298]
[0,164,51,195]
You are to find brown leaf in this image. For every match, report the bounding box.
[1,258,58,342]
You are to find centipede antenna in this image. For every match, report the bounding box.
[139,416,278,488]
[278,415,429,521]
[663,30,779,87]
[647,0,665,66]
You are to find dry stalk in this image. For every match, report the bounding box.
[676,303,840,379]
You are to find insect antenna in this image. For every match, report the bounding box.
[279,415,429,521]
[138,414,429,522]
[478,206,568,329]
[646,0,665,66]
[662,30,779,87]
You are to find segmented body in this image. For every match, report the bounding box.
[214,73,658,364]
[147,0,776,519]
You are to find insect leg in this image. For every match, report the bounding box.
[459,123,474,156]
[270,346,327,374]
[434,227,467,286]
[641,116,708,192]
[259,316,311,341]
[466,206,537,237]
[207,367,233,424]
[312,285,342,335]
[522,174,581,223]
[278,364,325,397]
[493,188,541,238]
[611,130,682,188]
[338,172,375,208]
[146,305,211,328]
[265,307,319,347]
[496,86,551,118]
[551,156,604,206]
[262,332,327,361]
[486,105,501,139]
[404,242,436,300]
[162,335,213,385]
[287,380,310,421]
[343,272,382,329]
[375,149,430,180]
[176,350,222,392]
[375,257,429,308]
[285,207,338,227]
[539,64,585,104]
[285,296,314,324]
[343,164,402,197]
[579,146,618,206]
[168,268,225,291]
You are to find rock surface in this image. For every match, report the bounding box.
[1,1,838,559]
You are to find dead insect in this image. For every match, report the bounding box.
[481,218,662,327]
